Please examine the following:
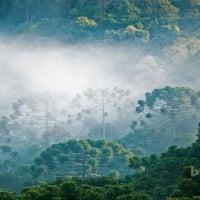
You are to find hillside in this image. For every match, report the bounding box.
[0,1,200,199]
[0,0,199,46]
[1,124,200,199]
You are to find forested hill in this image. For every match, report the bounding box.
[1,125,200,200]
[0,0,199,44]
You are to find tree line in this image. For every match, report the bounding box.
[0,0,199,44]
[1,123,200,199]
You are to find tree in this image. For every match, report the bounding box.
[116,193,151,200]
[20,185,61,200]
[83,87,131,140]
[127,124,200,200]
[34,139,133,179]
[68,16,97,40]
[171,0,200,31]
[134,0,179,27]
[0,192,17,200]
[135,87,200,145]
[106,0,140,27]
[163,37,200,64]
[169,166,200,199]
[60,180,77,200]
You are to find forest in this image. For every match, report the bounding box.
[0,87,199,200]
[0,0,199,45]
[0,0,200,200]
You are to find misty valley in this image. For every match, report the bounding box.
[0,0,200,200]
[1,87,200,200]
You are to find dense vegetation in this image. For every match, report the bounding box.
[1,124,200,199]
[0,87,200,193]
[0,0,199,44]
[119,87,200,155]
[0,1,200,199]
[33,139,133,179]
[0,86,199,172]
[0,177,152,200]
[128,123,200,200]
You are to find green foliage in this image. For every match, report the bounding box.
[0,191,17,200]
[125,87,200,155]
[127,124,200,200]
[116,193,151,200]
[119,128,174,155]
[33,139,133,179]
[73,17,97,28]
[20,185,60,200]
[60,180,77,200]
[1,124,200,200]
[0,0,199,43]
[129,157,142,169]
[169,166,200,199]
[106,0,141,26]
[0,176,151,200]
[68,16,97,40]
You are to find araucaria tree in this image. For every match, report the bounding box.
[135,86,200,145]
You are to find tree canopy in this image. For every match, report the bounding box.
[0,0,199,44]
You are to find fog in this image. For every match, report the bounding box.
[0,35,199,172]
[0,35,199,114]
